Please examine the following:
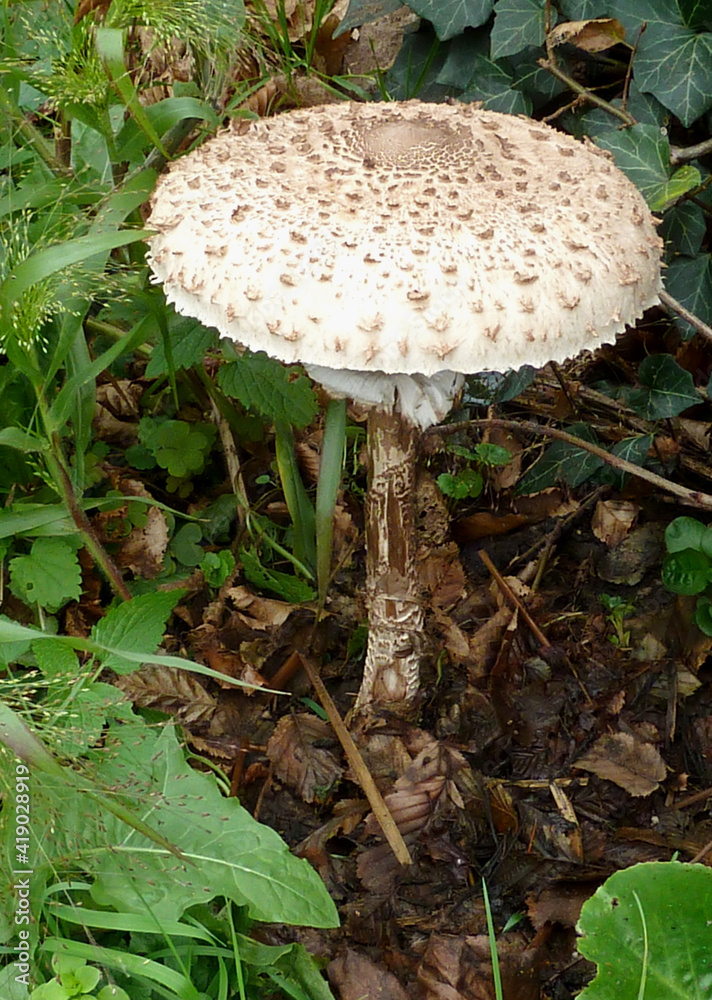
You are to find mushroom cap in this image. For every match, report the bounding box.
[147,100,662,379]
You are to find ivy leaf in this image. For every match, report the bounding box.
[408,0,495,39]
[660,202,707,257]
[664,254,712,339]
[91,591,184,675]
[610,0,712,125]
[517,423,605,494]
[335,0,404,36]
[626,355,699,420]
[462,55,532,113]
[219,352,318,429]
[595,125,695,210]
[8,538,82,612]
[594,435,653,489]
[490,0,546,59]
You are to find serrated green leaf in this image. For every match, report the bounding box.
[91,591,183,674]
[626,354,699,420]
[517,423,604,494]
[408,0,495,40]
[32,638,80,680]
[145,317,216,377]
[577,861,712,999]
[218,352,318,429]
[665,254,712,339]
[490,0,546,59]
[9,538,82,612]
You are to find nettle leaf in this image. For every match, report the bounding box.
[9,538,82,612]
[626,354,699,420]
[408,0,495,39]
[595,125,675,209]
[91,590,185,675]
[490,0,547,59]
[611,0,712,125]
[219,352,318,429]
[145,317,216,377]
[665,254,712,339]
[517,423,604,494]
[463,55,532,113]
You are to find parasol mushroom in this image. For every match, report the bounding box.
[147,100,663,713]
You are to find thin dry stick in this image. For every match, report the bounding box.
[660,289,712,344]
[297,653,413,866]
[478,548,550,648]
[431,418,712,512]
[537,58,636,125]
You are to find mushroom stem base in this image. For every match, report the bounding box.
[356,407,423,711]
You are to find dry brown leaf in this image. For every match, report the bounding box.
[114,666,216,724]
[548,17,625,52]
[266,714,343,803]
[591,499,639,547]
[526,881,597,930]
[225,585,294,629]
[328,948,409,1000]
[418,933,539,1000]
[574,731,667,796]
[483,425,522,490]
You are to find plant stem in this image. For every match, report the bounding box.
[356,407,423,711]
[537,57,636,126]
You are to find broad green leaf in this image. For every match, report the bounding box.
[648,164,701,212]
[90,591,183,674]
[665,254,712,339]
[665,516,706,553]
[153,420,215,477]
[517,423,604,494]
[577,861,712,999]
[218,352,318,429]
[595,435,653,489]
[88,724,339,927]
[626,354,699,420]
[661,549,710,595]
[558,0,602,16]
[171,522,204,566]
[386,29,449,102]
[462,55,532,112]
[0,428,47,452]
[595,125,673,208]
[490,0,546,59]
[610,0,712,125]
[9,538,82,613]
[32,638,81,680]
[408,0,495,39]
[437,30,490,90]
[693,596,712,635]
[145,316,216,377]
[660,202,707,257]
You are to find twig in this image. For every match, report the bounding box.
[478,548,551,647]
[670,136,712,165]
[660,289,712,344]
[537,58,636,126]
[297,653,413,866]
[430,418,712,512]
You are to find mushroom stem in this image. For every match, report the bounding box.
[356,406,423,711]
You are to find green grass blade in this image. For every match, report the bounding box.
[316,397,346,605]
[482,877,503,1000]
[274,419,316,573]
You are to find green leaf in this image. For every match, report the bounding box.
[517,423,605,494]
[665,516,706,553]
[32,638,81,680]
[145,316,216,377]
[90,591,183,674]
[660,202,707,257]
[240,548,315,604]
[218,352,318,429]
[462,55,532,112]
[595,435,653,489]
[199,549,235,588]
[649,164,702,211]
[490,0,546,59]
[661,548,711,595]
[693,596,712,635]
[595,124,675,209]
[171,523,204,567]
[9,538,82,612]
[664,254,712,339]
[153,420,215,478]
[0,428,48,452]
[335,0,403,36]
[632,13,712,126]
[408,0,495,39]
[474,443,512,466]
[88,724,339,927]
[626,354,699,420]
[577,861,712,999]
[437,468,484,498]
